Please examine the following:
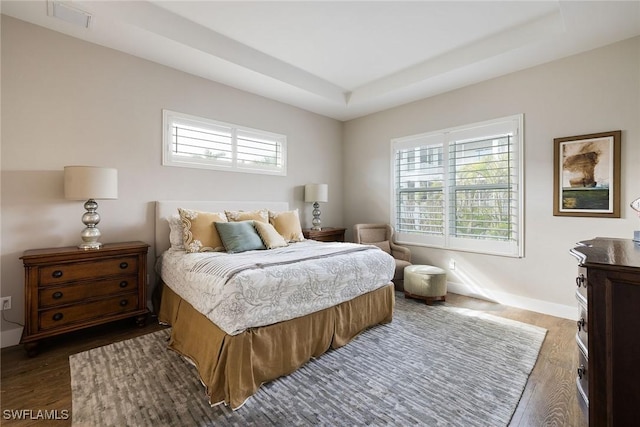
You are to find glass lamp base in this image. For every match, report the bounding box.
[311,202,322,231]
[78,199,103,250]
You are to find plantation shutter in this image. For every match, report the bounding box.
[391,115,523,257]
[171,119,233,166]
[449,134,514,241]
[395,144,445,236]
[163,110,287,176]
[236,128,285,172]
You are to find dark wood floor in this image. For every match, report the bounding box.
[1,293,587,426]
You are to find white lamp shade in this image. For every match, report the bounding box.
[64,166,118,200]
[304,183,328,203]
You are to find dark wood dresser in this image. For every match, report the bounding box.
[20,241,149,356]
[570,237,640,426]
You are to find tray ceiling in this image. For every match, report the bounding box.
[3,1,639,120]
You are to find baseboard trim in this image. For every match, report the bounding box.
[447,282,576,320]
[1,326,23,349]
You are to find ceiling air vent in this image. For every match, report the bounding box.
[47,1,92,29]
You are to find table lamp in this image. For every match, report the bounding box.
[64,166,118,249]
[304,183,328,230]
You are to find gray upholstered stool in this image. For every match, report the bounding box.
[404,265,447,305]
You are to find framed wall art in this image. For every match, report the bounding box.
[553,130,621,218]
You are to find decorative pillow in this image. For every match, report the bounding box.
[168,214,185,251]
[269,209,305,242]
[371,240,391,254]
[254,221,288,249]
[214,221,266,254]
[178,208,227,253]
[225,209,269,223]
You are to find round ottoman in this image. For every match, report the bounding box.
[404,265,447,305]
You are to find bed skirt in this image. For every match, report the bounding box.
[158,282,395,409]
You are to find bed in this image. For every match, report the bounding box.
[155,200,396,409]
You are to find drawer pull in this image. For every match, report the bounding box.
[119,299,129,307]
[119,281,128,288]
[52,313,63,321]
[577,364,586,380]
[52,291,64,300]
[52,270,63,279]
[119,262,129,270]
[575,274,586,288]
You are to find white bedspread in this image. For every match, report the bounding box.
[157,240,395,335]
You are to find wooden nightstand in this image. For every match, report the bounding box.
[303,227,346,242]
[20,241,149,356]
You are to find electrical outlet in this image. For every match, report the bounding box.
[448,259,456,270]
[0,296,11,311]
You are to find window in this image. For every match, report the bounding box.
[162,110,287,176]
[391,115,523,257]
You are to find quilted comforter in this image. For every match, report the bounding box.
[156,240,395,335]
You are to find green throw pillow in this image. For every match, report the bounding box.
[214,221,265,254]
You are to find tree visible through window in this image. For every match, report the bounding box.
[392,115,523,257]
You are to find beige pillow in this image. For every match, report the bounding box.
[225,209,269,223]
[254,221,289,249]
[178,208,227,253]
[269,209,305,242]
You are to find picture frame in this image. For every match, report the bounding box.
[553,130,621,218]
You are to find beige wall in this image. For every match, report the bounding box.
[2,14,639,347]
[343,36,640,318]
[0,16,343,345]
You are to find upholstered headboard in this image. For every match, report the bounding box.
[154,200,289,256]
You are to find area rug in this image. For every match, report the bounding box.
[70,295,546,426]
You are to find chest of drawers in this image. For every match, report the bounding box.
[20,241,149,356]
[570,238,640,426]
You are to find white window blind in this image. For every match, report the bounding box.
[392,115,523,257]
[162,110,286,175]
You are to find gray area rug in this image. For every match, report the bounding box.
[70,295,546,426]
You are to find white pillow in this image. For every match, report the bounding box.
[168,214,185,251]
